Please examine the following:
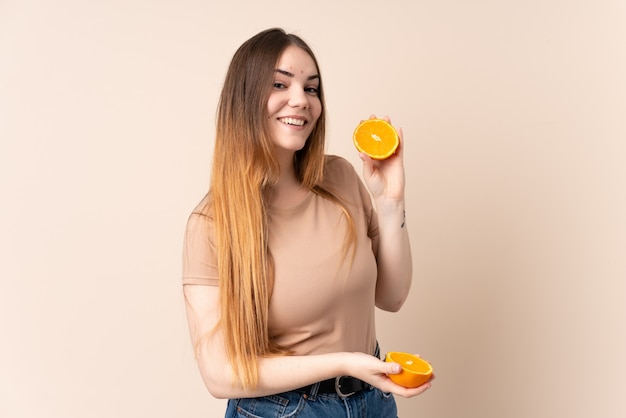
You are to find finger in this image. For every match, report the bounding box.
[394,380,433,398]
[359,152,375,177]
[410,381,433,395]
[359,114,376,123]
[384,361,402,375]
[395,126,404,158]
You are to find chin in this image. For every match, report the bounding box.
[276,138,308,152]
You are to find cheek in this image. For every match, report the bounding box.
[310,99,322,120]
[313,105,323,123]
[266,94,281,116]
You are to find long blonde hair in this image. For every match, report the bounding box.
[207,28,355,389]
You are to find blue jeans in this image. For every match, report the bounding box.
[225,384,397,417]
[225,344,397,417]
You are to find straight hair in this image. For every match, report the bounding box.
[202,28,356,389]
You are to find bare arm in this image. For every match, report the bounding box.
[359,115,413,312]
[373,199,412,312]
[183,284,430,399]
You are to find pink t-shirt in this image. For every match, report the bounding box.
[182,156,380,356]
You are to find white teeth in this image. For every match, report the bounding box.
[279,117,305,126]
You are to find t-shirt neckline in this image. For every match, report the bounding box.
[268,192,314,213]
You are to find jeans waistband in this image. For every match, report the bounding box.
[295,341,380,400]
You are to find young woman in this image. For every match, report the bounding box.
[182,27,433,417]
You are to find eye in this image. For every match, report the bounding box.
[305,86,319,95]
[273,82,287,89]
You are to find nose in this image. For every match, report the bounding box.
[288,86,308,109]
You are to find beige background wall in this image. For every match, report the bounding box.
[1,1,625,417]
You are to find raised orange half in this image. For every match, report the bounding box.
[353,119,399,160]
[385,352,433,388]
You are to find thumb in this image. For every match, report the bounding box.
[385,362,402,375]
[359,152,374,178]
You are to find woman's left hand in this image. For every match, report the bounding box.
[349,352,434,399]
[358,115,406,202]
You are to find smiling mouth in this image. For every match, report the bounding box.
[278,117,306,127]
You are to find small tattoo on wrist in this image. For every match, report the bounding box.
[401,210,405,228]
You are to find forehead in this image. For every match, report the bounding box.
[276,45,318,75]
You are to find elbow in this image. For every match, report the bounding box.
[375,271,412,312]
[375,284,410,312]
[376,295,407,312]
[205,384,230,400]
[197,355,238,399]
[388,301,406,313]
[387,301,404,313]
[199,369,234,399]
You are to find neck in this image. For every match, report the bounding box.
[274,149,298,186]
[270,150,308,208]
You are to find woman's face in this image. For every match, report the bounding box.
[266,45,322,155]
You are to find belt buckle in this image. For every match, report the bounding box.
[335,376,355,398]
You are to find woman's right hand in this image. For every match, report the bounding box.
[348,352,434,398]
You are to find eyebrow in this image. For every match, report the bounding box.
[274,69,320,81]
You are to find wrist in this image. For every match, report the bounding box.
[336,352,355,376]
[376,200,407,229]
[375,197,405,214]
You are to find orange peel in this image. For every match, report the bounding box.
[353,119,399,160]
[385,352,433,388]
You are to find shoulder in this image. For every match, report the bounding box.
[322,155,372,205]
[191,193,211,217]
[323,155,360,184]
[185,194,215,244]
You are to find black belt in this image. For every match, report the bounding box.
[299,376,372,398]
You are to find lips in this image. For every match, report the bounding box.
[278,117,307,127]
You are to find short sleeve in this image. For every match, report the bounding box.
[324,155,380,258]
[182,212,219,286]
